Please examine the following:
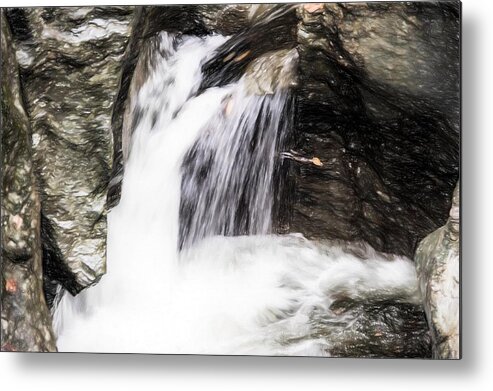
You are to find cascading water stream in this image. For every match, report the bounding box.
[53,32,426,356]
[180,81,292,249]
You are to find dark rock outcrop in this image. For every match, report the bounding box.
[415,182,460,359]
[1,12,56,351]
[283,2,460,257]
[325,299,431,358]
[5,7,134,295]
[198,4,298,91]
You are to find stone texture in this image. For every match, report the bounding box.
[284,2,460,258]
[199,5,298,92]
[5,7,134,295]
[325,2,460,129]
[244,48,298,95]
[197,4,278,34]
[1,12,56,351]
[415,182,460,359]
[325,299,431,358]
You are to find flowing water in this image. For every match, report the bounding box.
[54,33,427,356]
[179,73,292,249]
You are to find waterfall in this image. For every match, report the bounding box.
[53,32,424,356]
[180,82,292,249]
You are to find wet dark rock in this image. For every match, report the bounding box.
[198,5,298,91]
[326,2,461,128]
[108,6,147,208]
[283,2,460,258]
[197,4,280,35]
[324,299,431,358]
[6,7,134,293]
[415,182,460,359]
[139,5,210,38]
[1,12,56,351]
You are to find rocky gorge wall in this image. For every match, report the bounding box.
[289,3,459,258]
[1,13,56,351]
[5,7,135,301]
[1,3,460,354]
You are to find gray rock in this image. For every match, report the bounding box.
[1,12,56,351]
[6,7,134,293]
[324,2,460,128]
[244,48,298,95]
[415,182,460,359]
[197,4,281,34]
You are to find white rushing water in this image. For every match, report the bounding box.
[54,33,422,355]
[179,67,292,249]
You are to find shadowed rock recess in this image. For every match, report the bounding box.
[1,3,459,354]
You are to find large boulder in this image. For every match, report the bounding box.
[1,12,56,351]
[5,7,134,297]
[284,2,460,257]
[415,182,460,359]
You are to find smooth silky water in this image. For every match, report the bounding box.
[54,33,423,355]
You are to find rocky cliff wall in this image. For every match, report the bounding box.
[288,2,459,257]
[5,7,134,299]
[1,12,56,351]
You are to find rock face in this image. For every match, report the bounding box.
[415,182,460,359]
[326,299,431,358]
[284,2,460,257]
[1,12,56,351]
[326,2,460,128]
[5,7,134,297]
